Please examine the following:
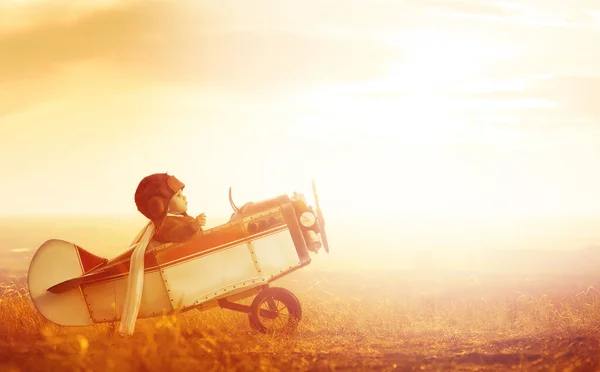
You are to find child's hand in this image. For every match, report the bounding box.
[195,213,207,227]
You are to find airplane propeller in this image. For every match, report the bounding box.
[311,179,330,253]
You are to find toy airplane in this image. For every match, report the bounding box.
[28,180,329,333]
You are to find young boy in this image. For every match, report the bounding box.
[119,173,207,336]
[134,173,207,244]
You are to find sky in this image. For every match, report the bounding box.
[1,0,600,260]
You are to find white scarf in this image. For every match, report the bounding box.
[118,221,156,335]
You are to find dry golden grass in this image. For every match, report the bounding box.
[1,268,600,371]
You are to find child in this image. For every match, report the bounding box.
[120,172,206,336]
[134,173,207,244]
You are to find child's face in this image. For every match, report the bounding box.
[168,189,188,214]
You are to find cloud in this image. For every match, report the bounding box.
[454,75,600,122]
[0,1,404,117]
[0,1,175,116]
[422,0,600,29]
[0,1,177,83]
[413,0,510,17]
[522,76,600,118]
[5,0,597,121]
[0,1,408,85]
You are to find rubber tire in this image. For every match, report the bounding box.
[248,287,302,333]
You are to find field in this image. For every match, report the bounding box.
[2,264,600,371]
[1,217,599,371]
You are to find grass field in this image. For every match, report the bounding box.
[1,264,600,371]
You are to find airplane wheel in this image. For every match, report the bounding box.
[248,287,302,333]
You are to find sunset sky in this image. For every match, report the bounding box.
[2,0,600,257]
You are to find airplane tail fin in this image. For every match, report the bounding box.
[27,239,97,326]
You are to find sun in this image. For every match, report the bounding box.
[277,30,525,223]
[290,29,520,147]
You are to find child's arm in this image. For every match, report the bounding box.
[154,216,202,243]
[196,213,207,227]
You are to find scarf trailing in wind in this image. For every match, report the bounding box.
[118,221,155,336]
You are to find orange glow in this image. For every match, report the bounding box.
[3,4,600,370]
[1,0,600,271]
